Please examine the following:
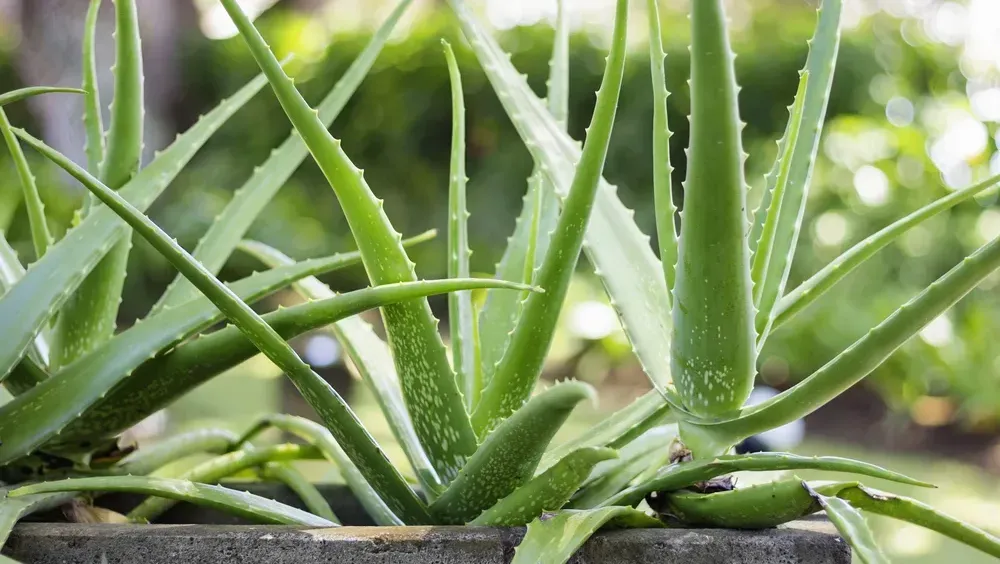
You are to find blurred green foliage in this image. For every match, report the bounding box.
[1,4,997,429]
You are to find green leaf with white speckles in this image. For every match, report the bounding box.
[431,381,596,525]
[221,0,478,485]
[471,447,616,526]
[9,477,335,527]
[510,507,662,564]
[568,426,676,509]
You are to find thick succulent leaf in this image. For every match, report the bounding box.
[772,173,1000,330]
[10,477,335,527]
[4,358,48,396]
[0,64,269,381]
[603,452,932,508]
[446,0,679,412]
[0,87,84,107]
[238,238,443,498]
[0,233,49,381]
[240,414,401,526]
[647,0,677,296]
[262,462,340,524]
[114,428,240,476]
[55,0,145,369]
[221,0,477,484]
[751,0,844,346]
[0,221,372,460]
[568,426,676,509]
[152,0,414,312]
[82,0,105,176]
[511,507,663,564]
[837,484,1000,559]
[471,0,629,437]
[1,109,52,258]
[538,389,671,474]
[687,231,1000,453]
[0,489,77,547]
[431,381,596,524]
[477,0,567,395]
[751,71,809,307]
[803,482,887,564]
[127,443,322,522]
[671,0,756,422]
[442,40,478,408]
[471,447,617,526]
[13,140,433,525]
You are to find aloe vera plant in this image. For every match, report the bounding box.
[2,0,999,563]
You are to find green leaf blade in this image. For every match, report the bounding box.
[115,428,240,476]
[261,462,340,524]
[511,507,662,564]
[0,109,52,258]
[803,483,887,564]
[0,87,85,107]
[82,0,105,175]
[647,0,677,297]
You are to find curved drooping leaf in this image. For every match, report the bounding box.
[647,0,677,297]
[772,173,1000,330]
[837,484,1000,559]
[602,452,932,508]
[127,443,322,522]
[0,63,269,381]
[0,109,52,258]
[510,507,663,564]
[114,428,241,476]
[445,0,681,415]
[238,239,443,499]
[54,0,145,370]
[803,482,887,564]
[477,0,567,397]
[55,277,532,450]
[152,0,414,312]
[431,381,596,524]
[9,477,335,527]
[751,0,844,347]
[261,462,339,524]
[13,133,432,525]
[471,447,617,527]
[221,0,477,485]
[0,87,84,107]
[471,0,629,437]
[0,489,77,547]
[687,229,1000,454]
[82,0,105,176]
[240,414,401,526]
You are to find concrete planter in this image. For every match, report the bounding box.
[5,484,850,564]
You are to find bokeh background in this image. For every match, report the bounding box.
[1,0,998,560]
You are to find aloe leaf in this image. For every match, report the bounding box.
[477,0,567,396]
[471,0,629,437]
[688,231,1000,453]
[127,443,321,522]
[772,173,1000,331]
[237,238,444,498]
[4,358,48,396]
[470,447,617,526]
[568,426,675,509]
[441,40,478,409]
[152,0,413,312]
[0,87,84,107]
[54,0,145,370]
[0,233,49,380]
[602,452,932,508]
[511,507,663,564]
[446,0,680,411]
[671,0,756,423]
[751,0,844,346]
[57,277,532,452]
[221,0,477,484]
[0,490,77,547]
[0,109,52,258]
[11,138,433,525]
[82,0,105,176]
[239,414,401,526]
[647,0,677,296]
[751,71,809,307]
[114,428,240,476]
[431,381,596,524]
[10,477,335,527]
[262,462,340,524]
[837,484,1000,559]
[0,226,372,460]
[803,482,887,564]
[0,61,269,381]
